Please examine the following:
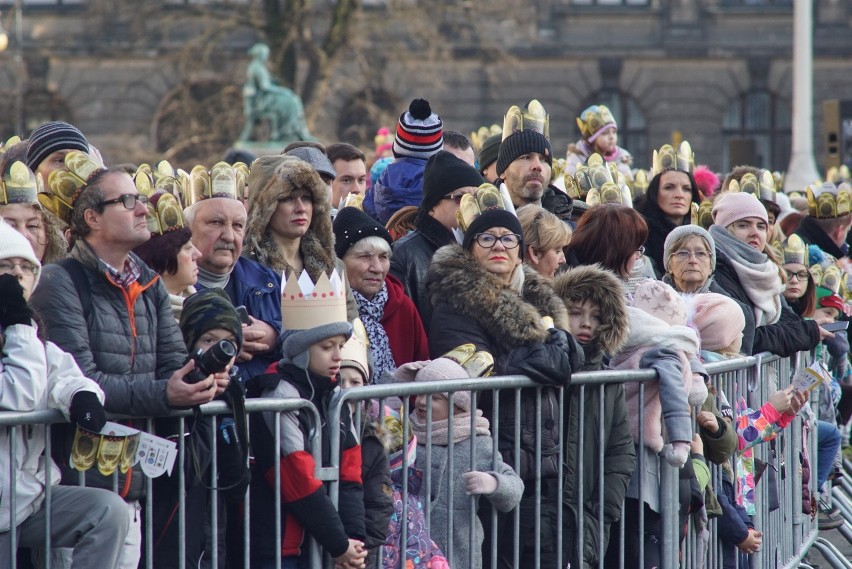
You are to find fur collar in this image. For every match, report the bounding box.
[413,209,456,249]
[426,244,569,352]
[243,158,336,278]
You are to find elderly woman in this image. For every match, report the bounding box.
[516,205,571,279]
[662,224,756,354]
[333,206,428,381]
[709,192,824,357]
[425,206,581,568]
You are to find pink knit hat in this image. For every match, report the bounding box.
[711,192,768,228]
[414,358,473,413]
[690,293,745,351]
[631,280,687,326]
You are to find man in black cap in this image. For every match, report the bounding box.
[389,150,483,329]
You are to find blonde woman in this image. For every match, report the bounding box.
[516,205,572,279]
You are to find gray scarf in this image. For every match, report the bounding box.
[663,273,714,294]
[353,283,396,382]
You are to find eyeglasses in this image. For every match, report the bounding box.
[98,193,149,210]
[636,245,646,256]
[473,233,522,249]
[0,260,39,276]
[671,249,710,261]
[442,194,466,204]
[785,269,810,282]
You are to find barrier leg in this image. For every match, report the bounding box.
[810,537,852,569]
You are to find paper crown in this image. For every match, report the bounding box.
[0,135,21,154]
[576,104,616,140]
[781,234,808,267]
[340,192,364,211]
[502,99,549,142]
[576,154,632,207]
[233,162,250,201]
[841,272,851,302]
[441,343,495,377]
[632,169,649,199]
[281,269,347,331]
[146,192,185,235]
[39,151,106,224]
[340,318,371,381]
[455,183,514,233]
[696,199,714,230]
[651,141,694,176]
[181,162,241,206]
[728,170,776,202]
[0,161,40,206]
[470,124,502,153]
[806,181,852,219]
[827,165,851,185]
[815,264,843,295]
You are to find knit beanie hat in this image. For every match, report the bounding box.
[179,288,244,353]
[393,99,443,160]
[690,293,745,351]
[421,151,485,212]
[478,133,502,175]
[333,206,393,258]
[631,280,687,326]
[281,322,353,371]
[816,286,844,312]
[26,121,89,171]
[462,209,525,259]
[663,224,717,273]
[711,192,768,229]
[496,129,552,177]
[0,221,41,289]
[284,146,336,180]
[414,357,472,413]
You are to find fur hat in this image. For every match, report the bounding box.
[496,130,552,177]
[421,151,485,213]
[244,157,336,278]
[26,121,88,171]
[462,209,525,257]
[281,322,353,372]
[284,146,336,181]
[0,220,41,289]
[689,293,744,351]
[552,264,629,354]
[393,99,443,160]
[631,280,687,326]
[179,288,244,352]
[712,192,768,228]
[333,206,392,259]
[414,357,472,413]
[662,224,717,273]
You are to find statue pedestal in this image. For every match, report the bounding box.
[232,140,287,157]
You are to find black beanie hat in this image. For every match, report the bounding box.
[421,151,485,212]
[180,289,244,353]
[26,121,89,171]
[462,209,525,259]
[333,206,393,258]
[496,130,552,177]
[478,133,502,175]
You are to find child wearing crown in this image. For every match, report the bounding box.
[247,270,367,569]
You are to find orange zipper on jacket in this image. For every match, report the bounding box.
[104,273,160,367]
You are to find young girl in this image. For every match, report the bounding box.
[410,358,523,569]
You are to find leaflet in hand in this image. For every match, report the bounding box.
[790,361,832,394]
[70,421,177,478]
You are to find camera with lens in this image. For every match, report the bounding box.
[184,339,237,384]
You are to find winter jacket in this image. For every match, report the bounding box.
[565,139,633,179]
[717,469,753,569]
[380,274,430,367]
[360,421,393,567]
[389,210,456,330]
[540,184,575,223]
[795,215,847,260]
[416,434,523,569]
[197,256,282,381]
[0,323,104,531]
[713,250,820,357]
[248,364,365,562]
[365,157,428,225]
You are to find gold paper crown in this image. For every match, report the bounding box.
[502,99,549,142]
[341,192,365,210]
[39,151,106,224]
[233,162,250,201]
[456,183,511,233]
[441,344,495,378]
[781,234,808,267]
[469,124,502,153]
[827,165,851,185]
[696,199,714,230]
[281,269,347,331]
[841,272,851,302]
[806,182,852,219]
[632,169,649,199]
[651,141,694,176]
[0,135,22,154]
[144,192,185,236]
[576,105,616,140]
[182,162,240,206]
[0,161,40,206]
[340,318,371,381]
[768,240,784,263]
[728,171,776,202]
[809,264,823,287]
[816,264,843,295]
[578,154,632,207]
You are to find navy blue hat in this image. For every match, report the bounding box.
[26,121,89,171]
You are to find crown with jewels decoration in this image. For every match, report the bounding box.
[0,161,40,206]
[502,99,549,141]
[39,150,106,224]
[651,141,694,177]
[453,183,517,245]
[281,269,347,331]
[806,181,852,219]
[181,162,241,206]
[575,154,632,207]
[728,170,776,202]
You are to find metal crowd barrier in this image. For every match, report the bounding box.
[0,351,843,569]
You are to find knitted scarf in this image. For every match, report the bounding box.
[353,283,396,381]
[410,410,491,445]
[709,225,783,326]
[663,273,714,294]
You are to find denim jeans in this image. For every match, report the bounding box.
[817,419,842,490]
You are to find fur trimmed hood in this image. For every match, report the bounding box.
[552,264,629,354]
[426,244,569,353]
[243,155,336,278]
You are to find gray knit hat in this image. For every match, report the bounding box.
[281,322,353,370]
[662,224,716,273]
[414,357,472,413]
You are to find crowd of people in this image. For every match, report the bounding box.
[0,93,850,569]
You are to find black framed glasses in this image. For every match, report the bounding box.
[98,193,149,210]
[473,233,521,249]
[785,269,810,282]
[442,194,466,204]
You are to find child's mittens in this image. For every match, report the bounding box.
[662,441,690,468]
[462,471,498,495]
[689,374,709,406]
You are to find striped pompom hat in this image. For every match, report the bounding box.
[392,98,443,160]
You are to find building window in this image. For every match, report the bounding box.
[577,91,648,170]
[722,90,791,173]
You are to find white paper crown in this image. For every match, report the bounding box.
[281,269,347,330]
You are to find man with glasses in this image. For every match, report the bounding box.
[389,150,484,329]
